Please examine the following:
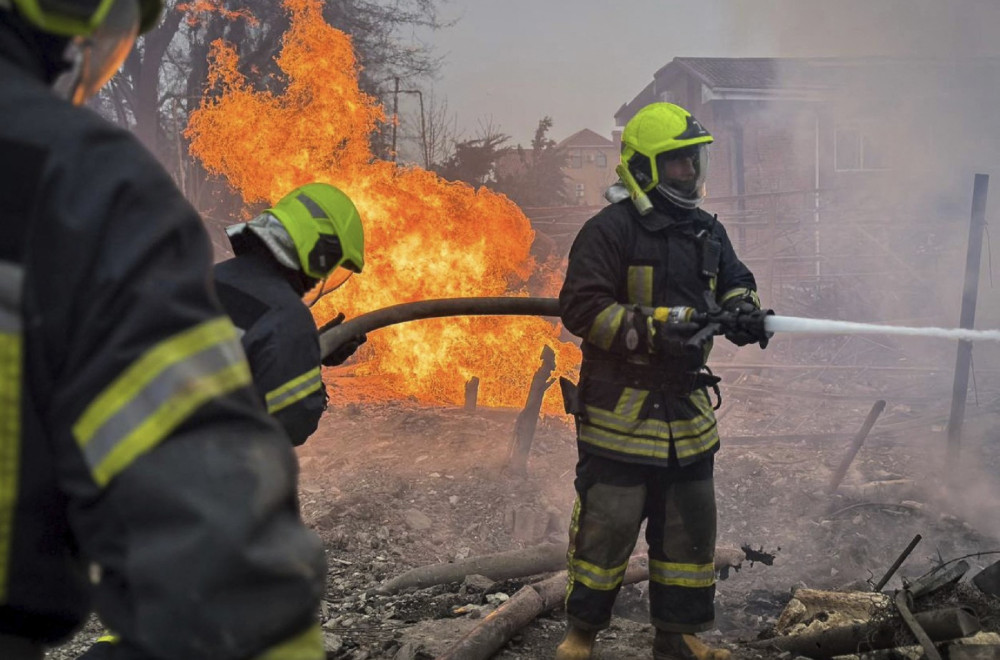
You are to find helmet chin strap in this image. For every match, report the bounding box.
[653,184,704,211]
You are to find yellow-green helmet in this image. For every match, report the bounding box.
[621,102,714,209]
[267,183,365,282]
[6,0,163,36]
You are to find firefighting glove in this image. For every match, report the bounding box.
[322,334,367,366]
[653,320,704,372]
[722,299,772,349]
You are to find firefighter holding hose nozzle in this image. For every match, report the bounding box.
[556,102,772,660]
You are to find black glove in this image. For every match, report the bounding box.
[722,299,772,349]
[322,334,367,366]
[653,320,704,371]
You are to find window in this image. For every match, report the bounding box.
[575,183,585,199]
[595,151,607,168]
[569,151,583,169]
[835,126,889,171]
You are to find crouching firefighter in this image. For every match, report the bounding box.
[215,182,366,446]
[555,102,772,660]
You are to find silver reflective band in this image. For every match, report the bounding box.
[587,303,625,350]
[649,560,715,587]
[79,335,245,474]
[266,367,323,414]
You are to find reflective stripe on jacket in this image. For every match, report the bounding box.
[559,199,757,466]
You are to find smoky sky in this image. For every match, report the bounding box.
[416,0,1000,144]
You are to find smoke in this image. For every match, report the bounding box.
[729,0,1000,59]
[704,1,1000,554]
[708,1,1000,343]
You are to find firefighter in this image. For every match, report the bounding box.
[556,102,770,660]
[214,182,366,446]
[0,1,326,659]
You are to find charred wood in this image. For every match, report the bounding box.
[435,556,650,660]
[908,561,971,599]
[378,544,747,596]
[376,543,566,595]
[755,607,980,659]
[464,377,480,411]
[506,346,556,475]
[893,589,942,660]
[827,400,886,494]
[873,534,921,592]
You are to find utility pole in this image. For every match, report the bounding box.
[946,173,989,467]
[385,76,428,165]
[391,76,400,162]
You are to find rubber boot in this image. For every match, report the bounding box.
[653,630,731,660]
[554,624,597,660]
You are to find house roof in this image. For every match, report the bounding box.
[662,57,836,91]
[558,128,615,149]
[615,55,1000,126]
[615,57,848,124]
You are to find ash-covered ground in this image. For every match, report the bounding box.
[50,336,1000,659]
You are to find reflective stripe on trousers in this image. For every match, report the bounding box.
[565,454,716,633]
[0,261,23,605]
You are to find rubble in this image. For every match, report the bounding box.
[48,355,1000,659]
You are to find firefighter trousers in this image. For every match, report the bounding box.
[565,453,717,633]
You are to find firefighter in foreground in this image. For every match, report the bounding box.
[214,182,366,446]
[556,102,771,660]
[0,1,325,658]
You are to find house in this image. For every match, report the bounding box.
[614,57,899,206]
[611,57,1000,310]
[557,128,619,206]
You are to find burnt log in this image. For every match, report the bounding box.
[376,543,566,595]
[378,544,746,596]
[754,607,980,659]
[506,345,556,475]
[827,399,886,494]
[436,556,650,660]
[775,589,890,635]
[464,377,480,411]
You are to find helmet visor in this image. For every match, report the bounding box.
[69,0,140,104]
[654,144,710,209]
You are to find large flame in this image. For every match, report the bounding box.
[187,0,579,411]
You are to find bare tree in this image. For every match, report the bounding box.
[94,0,448,209]
[394,89,458,169]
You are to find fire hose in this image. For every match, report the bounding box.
[319,295,1000,362]
[318,296,561,360]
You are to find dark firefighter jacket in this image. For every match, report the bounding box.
[214,251,327,446]
[0,34,324,659]
[559,197,758,467]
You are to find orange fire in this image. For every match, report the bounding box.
[187,0,580,411]
[176,0,258,26]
